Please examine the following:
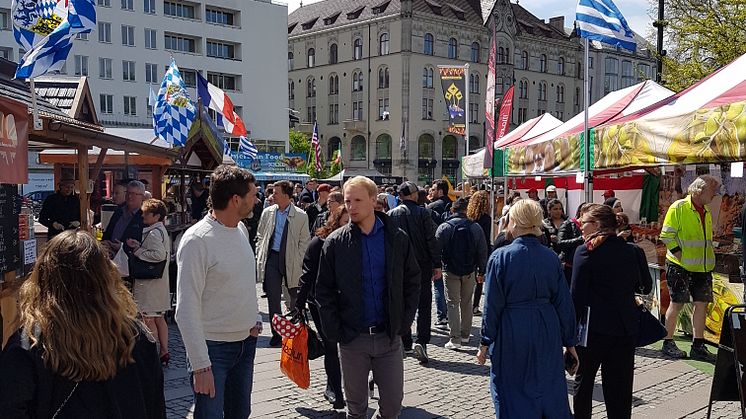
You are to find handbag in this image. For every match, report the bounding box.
[636,302,667,347]
[305,320,325,360]
[129,229,168,280]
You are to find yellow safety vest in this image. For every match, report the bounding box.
[659,195,715,273]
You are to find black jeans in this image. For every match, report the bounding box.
[573,332,636,419]
[402,268,432,349]
[473,282,483,309]
[308,302,344,401]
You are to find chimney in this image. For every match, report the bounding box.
[548,16,565,32]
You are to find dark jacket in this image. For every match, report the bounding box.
[387,200,441,269]
[312,210,329,233]
[296,235,324,309]
[556,218,584,265]
[570,236,653,337]
[426,196,452,224]
[435,214,489,275]
[0,323,165,419]
[542,217,566,254]
[316,212,421,344]
[306,202,326,234]
[475,213,492,253]
[38,192,80,239]
[103,205,144,256]
[298,187,317,204]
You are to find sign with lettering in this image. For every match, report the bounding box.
[0,184,21,275]
[438,65,467,136]
[232,152,308,174]
[0,97,29,184]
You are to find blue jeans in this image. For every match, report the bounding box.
[192,335,258,419]
[434,277,448,321]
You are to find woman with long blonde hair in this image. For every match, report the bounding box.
[467,190,492,316]
[0,230,165,419]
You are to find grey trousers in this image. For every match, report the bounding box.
[339,333,404,419]
[266,251,298,338]
[443,271,476,344]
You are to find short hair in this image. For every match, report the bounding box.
[508,199,543,237]
[274,180,294,198]
[433,180,449,196]
[328,191,344,204]
[142,198,168,221]
[344,176,378,197]
[127,180,145,193]
[688,175,720,197]
[209,165,255,210]
[546,198,564,213]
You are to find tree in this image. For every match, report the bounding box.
[661,0,746,91]
[289,128,310,154]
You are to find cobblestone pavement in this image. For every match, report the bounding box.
[163,285,741,418]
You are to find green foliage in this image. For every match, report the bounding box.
[289,129,310,154]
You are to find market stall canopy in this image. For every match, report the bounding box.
[506,80,674,175]
[320,169,402,185]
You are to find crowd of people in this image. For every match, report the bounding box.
[0,166,723,419]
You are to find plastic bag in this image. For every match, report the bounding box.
[112,246,129,277]
[280,324,310,389]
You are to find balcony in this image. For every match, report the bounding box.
[343,119,366,133]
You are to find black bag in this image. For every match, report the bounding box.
[635,304,667,347]
[299,310,325,360]
[129,229,168,280]
[444,218,476,276]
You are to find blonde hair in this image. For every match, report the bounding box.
[467,190,490,221]
[20,230,139,381]
[508,199,543,237]
[344,176,377,198]
[688,175,720,196]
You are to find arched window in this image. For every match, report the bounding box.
[519,79,529,99]
[505,48,510,64]
[378,66,389,89]
[448,38,458,59]
[306,77,316,97]
[558,57,565,75]
[424,33,434,55]
[471,42,480,63]
[442,135,457,159]
[353,38,363,60]
[538,81,547,101]
[469,73,479,94]
[521,51,528,70]
[288,80,295,100]
[329,43,338,64]
[418,134,435,159]
[327,136,341,160]
[351,135,366,160]
[307,48,315,68]
[540,54,547,72]
[379,33,390,55]
[329,74,338,95]
[556,84,564,103]
[376,134,392,159]
[422,67,433,88]
[352,71,363,91]
[497,47,505,63]
[288,51,294,70]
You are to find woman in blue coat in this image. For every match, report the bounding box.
[477,199,578,418]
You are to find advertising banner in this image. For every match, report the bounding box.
[484,22,496,169]
[439,66,467,136]
[233,152,307,173]
[0,97,29,184]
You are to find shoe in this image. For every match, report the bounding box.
[403,347,414,355]
[461,337,470,344]
[444,341,461,350]
[160,352,170,367]
[473,307,482,316]
[414,343,429,364]
[324,390,346,410]
[661,340,687,359]
[434,319,449,329]
[690,344,717,363]
[269,335,283,348]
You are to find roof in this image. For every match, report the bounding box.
[511,3,571,41]
[289,0,401,36]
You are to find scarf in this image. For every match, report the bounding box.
[584,232,615,252]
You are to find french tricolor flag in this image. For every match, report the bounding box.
[197,72,248,137]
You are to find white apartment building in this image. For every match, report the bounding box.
[0,0,289,150]
[288,0,656,184]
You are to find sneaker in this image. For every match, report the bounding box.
[435,319,449,329]
[473,307,482,316]
[461,337,470,344]
[403,347,414,355]
[444,341,461,350]
[690,344,717,363]
[661,340,687,359]
[414,343,429,364]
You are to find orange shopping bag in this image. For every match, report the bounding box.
[280,324,310,389]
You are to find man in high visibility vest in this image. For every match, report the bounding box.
[659,175,720,362]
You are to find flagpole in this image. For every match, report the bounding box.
[465,63,470,158]
[583,37,592,202]
[28,79,43,131]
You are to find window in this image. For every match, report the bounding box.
[379,33,390,55]
[637,63,652,81]
[448,38,458,59]
[0,9,7,31]
[589,56,594,69]
[470,103,479,123]
[121,0,133,10]
[100,94,113,114]
[181,68,197,87]
[538,82,547,101]
[307,106,316,123]
[471,42,480,63]
[556,111,564,120]
[75,32,88,40]
[498,47,505,64]
[123,96,137,116]
[353,38,363,60]
[207,41,236,59]
[147,99,153,118]
[145,29,157,49]
[469,73,479,94]
[378,98,389,119]
[307,48,315,67]
[306,77,316,97]
[121,25,135,46]
[352,71,363,92]
[98,22,111,43]
[558,57,565,75]
[206,8,235,26]
[208,72,237,91]
[422,67,433,88]
[621,60,634,87]
[604,57,619,94]
[144,0,155,14]
[352,101,363,120]
[351,136,366,160]
[521,51,528,70]
[424,33,434,55]
[540,54,547,73]
[288,51,294,70]
[376,134,392,159]
[328,137,341,160]
[418,134,434,159]
[505,48,510,64]
[328,104,339,124]
[98,0,111,6]
[74,55,88,76]
[164,34,196,53]
[289,80,295,100]
[99,58,112,79]
[442,135,457,159]
[519,79,529,99]
[556,85,565,103]
[164,1,196,19]
[329,43,338,64]
[517,107,527,124]
[0,47,12,60]
[421,98,433,119]
[328,74,338,95]
[122,60,136,81]
[145,63,158,83]
[378,67,389,89]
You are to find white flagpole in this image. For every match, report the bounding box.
[465,63,470,157]
[583,37,592,202]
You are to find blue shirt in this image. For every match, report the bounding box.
[271,206,290,252]
[361,217,387,328]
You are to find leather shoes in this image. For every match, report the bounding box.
[269,335,282,347]
[323,390,345,409]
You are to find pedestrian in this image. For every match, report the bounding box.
[602,189,616,200]
[102,180,146,260]
[0,230,165,418]
[295,206,350,410]
[466,190,492,316]
[539,184,559,218]
[312,190,343,232]
[176,166,263,419]
[110,180,128,206]
[189,181,209,220]
[38,178,81,239]
[616,212,634,243]
[375,193,390,212]
[542,198,567,253]
[388,181,442,364]
[426,179,452,326]
[477,199,578,418]
[256,180,310,347]
[571,204,653,419]
[527,188,540,202]
[436,197,488,349]
[306,183,331,233]
[299,178,318,203]
[604,197,624,214]
[126,198,172,366]
[658,175,720,362]
[556,203,591,284]
[316,176,420,419]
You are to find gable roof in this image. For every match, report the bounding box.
[288,0,402,36]
[32,76,100,125]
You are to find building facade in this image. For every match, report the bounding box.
[288,0,656,184]
[0,0,289,150]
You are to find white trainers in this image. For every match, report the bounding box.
[444,341,461,350]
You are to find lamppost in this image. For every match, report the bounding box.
[653,0,666,83]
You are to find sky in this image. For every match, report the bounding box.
[285,0,655,42]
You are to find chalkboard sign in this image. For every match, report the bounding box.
[707,305,746,418]
[0,184,21,276]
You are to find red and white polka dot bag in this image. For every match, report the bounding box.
[272,311,303,339]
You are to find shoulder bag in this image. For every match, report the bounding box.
[129,228,168,280]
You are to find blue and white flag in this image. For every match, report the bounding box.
[12,0,96,79]
[238,136,258,160]
[153,60,197,147]
[576,0,636,52]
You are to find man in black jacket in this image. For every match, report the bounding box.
[426,179,452,224]
[316,176,420,419]
[38,179,80,239]
[102,180,145,260]
[387,181,441,363]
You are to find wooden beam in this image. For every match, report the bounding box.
[77,145,90,231]
[152,166,163,200]
[91,148,108,183]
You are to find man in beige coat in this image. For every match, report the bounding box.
[256,180,310,347]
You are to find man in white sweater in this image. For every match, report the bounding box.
[176,165,262,419]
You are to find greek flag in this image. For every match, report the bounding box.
[153,60,197,147]
[576,0,636,52]
[238,136,258,160]
[12,0,96,79]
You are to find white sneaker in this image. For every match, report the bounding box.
[461,337,470,344]
[444,341,461,350]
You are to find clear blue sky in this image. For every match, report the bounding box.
[285,0,655,41]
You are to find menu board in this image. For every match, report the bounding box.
[0,184,21,275]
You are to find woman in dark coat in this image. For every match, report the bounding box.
[467,190,492,316]
[571,204,653,419]
[541,198,567,254]
[295,207,350,410]
[556,202,590,284]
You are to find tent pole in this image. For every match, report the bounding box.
[583,38,593,202]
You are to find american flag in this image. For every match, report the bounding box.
[311,122,322,172]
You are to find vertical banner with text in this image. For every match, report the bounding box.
[438,65,467,137]
[484,20,497,169]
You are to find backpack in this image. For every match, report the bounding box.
[443,218,476,276]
